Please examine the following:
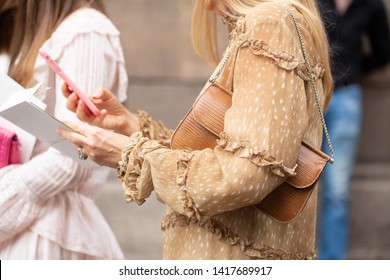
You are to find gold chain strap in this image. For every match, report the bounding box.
[209,45,234,84]
[282,4,334,163]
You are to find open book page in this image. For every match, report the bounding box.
[0,74,97,167]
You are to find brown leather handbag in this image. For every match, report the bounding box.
[171,81,331,223]
[170,6,334,223]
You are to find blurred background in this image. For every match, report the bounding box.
[95,0,390,259]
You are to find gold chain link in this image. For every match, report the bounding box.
[282,4,334,163]
[209,45,234,84]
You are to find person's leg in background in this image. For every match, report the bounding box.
[318,84,363,260]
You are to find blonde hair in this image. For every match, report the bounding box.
[8,0,106,87]
[191,0,333,103]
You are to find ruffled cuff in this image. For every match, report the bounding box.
[117,132,165,205]
[137,110,172,146]
[117,132,148,204]
[175,150,209,221]
[217,132,297,177]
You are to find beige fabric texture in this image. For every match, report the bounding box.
[119,3,328,260]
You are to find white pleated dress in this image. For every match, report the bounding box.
[0,8,128,259]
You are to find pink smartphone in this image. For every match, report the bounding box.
[39,49,101,116]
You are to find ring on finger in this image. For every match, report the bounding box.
[78,146,88,160]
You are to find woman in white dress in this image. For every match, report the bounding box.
[0,0,128,259]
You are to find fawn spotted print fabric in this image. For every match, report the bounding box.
[118,3,329,259]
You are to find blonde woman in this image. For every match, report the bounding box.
[0,0,127,259]
[59,0,332,259]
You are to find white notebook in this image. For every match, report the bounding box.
[0,74,97,167]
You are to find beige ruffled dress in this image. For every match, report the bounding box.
[118,3,329,260]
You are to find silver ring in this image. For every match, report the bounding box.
[78,146,88,160]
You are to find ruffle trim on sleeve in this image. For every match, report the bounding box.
[296,62,325,81]
[217,132,297,178]
[117,132,163,205]
[117,132,148,205]
[176,150,209,221]
[244,39,300,70]
[161,212,316,260]
[242,39,325,80]
[137,110,172,147]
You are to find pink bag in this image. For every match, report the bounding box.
[0,127,21,168]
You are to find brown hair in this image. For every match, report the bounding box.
[8,0,107,87]
[191,0,333,105]
[0,0,17,53]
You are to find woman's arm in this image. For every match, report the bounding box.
[59,17,311,220]
[119,53,306,217]
[117,17,311,218]
[62,85,173,144]
[0,149,92,242]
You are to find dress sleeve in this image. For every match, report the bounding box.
[136,110,173,147]
[118,17,310,221]
[0,149,92,242]
[0,31,125,242]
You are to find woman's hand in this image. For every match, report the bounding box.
[62,83,140,135]
[57,121,131,168]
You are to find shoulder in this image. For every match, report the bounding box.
[235,3,325,78]
[244,2,289,28]
[239,2,300,50]
[41,8,122,60]
[240,2,295,42]
[53,8,120,38]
